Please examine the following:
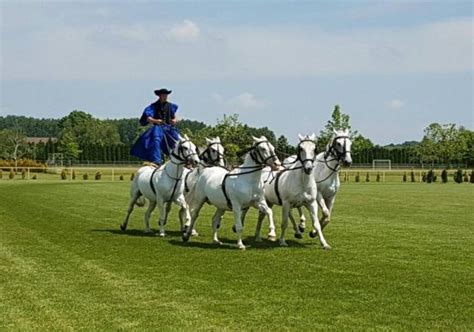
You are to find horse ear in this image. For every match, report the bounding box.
[216,136,221,142]
[184,134,190,140]
[344,129,349,135]
[205,137,211,144]
[309,133,316,141]
[298,134,304,141]
[252,136,259,142]
[333,128,338,135]
[260,135,267,141]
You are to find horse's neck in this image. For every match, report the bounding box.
[235,154,263,181]
[299,166,316,192]
[316,152,339,181]
[165,155,185,178]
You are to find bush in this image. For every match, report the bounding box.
[130,173,135,181]
[9,169,15,179]
[426,169,437,183]
[72,170,76,180]
[454,169,463,183]
[32,174,37,180]
[376,172,381,182]
[95,171,102,180]
[365,172,370,182]
[403,172,407,182]
[422,172,427,182]
[355,172,360,182]
[119,174,124,181]
[441,169,448,183]
[21,168,26,179]
[463,172,469,182]
[60,170,67,180]
[0,169,3,179]
[470,170,474,184]
[83,173,89,180]
[410,170,416,183]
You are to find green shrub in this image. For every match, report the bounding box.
[130,173,135,181]
[422,172,427,182]
[9,169,15,179]
[0,169,3,179]
[60,170,67,180]
[119,174,124,181]
[365,172,370,182]
[470,170,474,184]
[463,172,469,182]
[95,171,102,180]
[21,168,26,179]
[410,170,416,182]
[72,170,76,180]
[426,169,437,183]
[376,172,381,182]
[454,169,463,183]
[355,172,360,182]
[83,173,89,180]
[32,174,37,180]
[441,169,448,183]
[403,172,407,182]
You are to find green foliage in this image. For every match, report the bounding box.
[411,170,416,182]
[0,128,28,165]
[426,170,436,183]
[95,171,102,180]
[21,168,26,179]
[441,169,448,183]
[32,174,37,180]
[72,170,76,180]
[58,130,81,160]
[454,169,463,184]
[365,172,370,182]
[422,172,427,182]
[463,172,469,182]
[0,115,60,137]
[9,169,15,179]
[0,169,2,179]
[83,173,89,180]
[130,173,135,181]
[403,172,407,182]
[119,174,124,181]
[318,105,358,151]
[60,170,67,180]
[355,172,360,182]
[376,172,381,182]
[470,170,474,183]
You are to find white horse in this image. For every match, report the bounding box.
[293,129,352,235]
[181,137,226,236]
[183,136,281,250]
[255,134,331,249]
[120,135,200,236]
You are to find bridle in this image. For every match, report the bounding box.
[249,140,278,166]
[296,139,317,165]
[198,142,225,166]
[315,135,351,181]
[170,139,199,166]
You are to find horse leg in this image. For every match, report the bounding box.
[257,200,277,241]
[176,195,189,233]
[211,208,225,245]
[297,206,306,233]
[143,199,156,233]
[120,190,141,231]
[155,199,167,237]
[322,195,336,230]
[232,203,246,250]
[254,210,266,242]
[290,209,303,239]
[182,197,206,242]
[279,201,291,247]
[308,201,331,249]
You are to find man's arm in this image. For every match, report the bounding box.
[147,117,163,125]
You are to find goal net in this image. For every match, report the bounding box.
[47,153,64,167]
[372,159,391,170]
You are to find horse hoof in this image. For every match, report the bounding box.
[159,232,166,238]
[216,223,221,229]
[267,235,277,242]
[298,224,305,233]
[182,235,189,242]
[255,237,262,242]
[294,233,303,239]
[238,244,246,250]
[279,240,289,247]
[323,244,332,250]
[191,229,199,237]
[213,240,223,245]
[120,224,126,231]
[309,230,317,238]
[232,225,237,233]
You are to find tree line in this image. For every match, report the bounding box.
[0,106,472,167]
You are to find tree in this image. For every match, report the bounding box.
[275,135,296,159]
[57,131,81,160]
[318,105,358,151]
[0,128,28,169]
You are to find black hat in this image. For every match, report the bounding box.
[154,88,172,96]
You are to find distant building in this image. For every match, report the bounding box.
[25,137,57,144]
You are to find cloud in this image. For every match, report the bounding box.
[388,99,405,110]
[212,92,267,112]
[167,20,200,42]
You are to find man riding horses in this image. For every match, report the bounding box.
[130,88,180,166]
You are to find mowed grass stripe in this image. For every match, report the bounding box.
[0,181,472,330]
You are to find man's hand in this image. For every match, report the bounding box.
[170,118,177,125]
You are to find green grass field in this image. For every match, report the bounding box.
[1,181,472,330]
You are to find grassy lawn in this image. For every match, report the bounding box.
[0,181,472,330]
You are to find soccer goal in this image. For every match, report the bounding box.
[372,159,391,170]
[47,153,64,167]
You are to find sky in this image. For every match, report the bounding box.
[1,0,473,145]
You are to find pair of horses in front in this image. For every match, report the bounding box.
[121,129,352,250]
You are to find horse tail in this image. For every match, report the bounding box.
[130,174,146,207]
[135,194,146,207]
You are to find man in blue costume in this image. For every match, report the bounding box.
[130,88,180,166]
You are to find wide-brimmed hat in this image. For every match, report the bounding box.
[154,88,172,96]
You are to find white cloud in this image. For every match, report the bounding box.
[212,92,267,112]
[167,20,200,42]
[388,99,405,110]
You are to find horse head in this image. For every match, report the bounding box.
[176,134,200,167]
[297,133,317,175]
[328,129,352,167]
[251,136,281,171]
[203,136,226,167]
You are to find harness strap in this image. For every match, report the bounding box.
[184,170,191,193]
[274,170,286,206]
[221,173,232,210]
[150,167,160,195]
[167,176,181,203]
